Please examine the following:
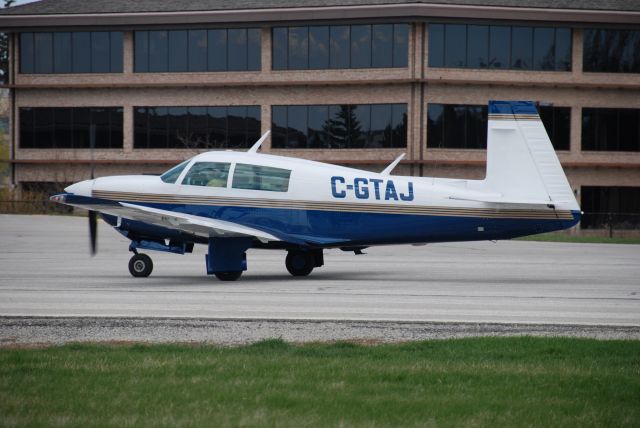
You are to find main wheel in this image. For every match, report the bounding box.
[128,253,153,278]
[214,271,243,281]
[285,251,314,276]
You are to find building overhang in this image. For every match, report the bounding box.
[1,3,640,31]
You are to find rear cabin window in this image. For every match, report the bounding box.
[182,162,231,187]
[231,163,291,192]
[160,159,190,183]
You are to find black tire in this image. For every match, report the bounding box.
[215,271,243,281]
[285,251,314,277]
[128,253,153,278]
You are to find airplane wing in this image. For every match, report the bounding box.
[117,203,281,243]
[54,194,281,243]
[54,193,352,246]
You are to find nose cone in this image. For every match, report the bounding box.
[65,179,94,197]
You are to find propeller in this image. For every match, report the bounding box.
[89,124,97,255]
[89,210,98,256]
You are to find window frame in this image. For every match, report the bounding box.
[20,31,124,74]
[272,23,409,71]
[134,28,261,73]
[428,23,572,72]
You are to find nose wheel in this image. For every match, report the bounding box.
[129,253,153,277]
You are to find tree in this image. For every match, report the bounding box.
[323,105,365,149]
[0,0,16,84]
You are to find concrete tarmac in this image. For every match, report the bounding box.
[1,214,639,330]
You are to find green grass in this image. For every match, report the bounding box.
[517,232,640,244]
[1,338,639,427]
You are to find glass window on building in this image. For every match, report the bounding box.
[19,107,123,148]
[428,23,571,71]
[427,104,569,150]
[582,108,640,151]
[135,28,261,73]
[271,103,407,149]
[538,106,571,150]
[232,164,291,192]
[427,104,488,149]
[134,106,261,149]
[581,186,640,229]
[272,24,409,70]
[20,31,123,74]
[583,29,640,73]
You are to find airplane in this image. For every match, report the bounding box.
[50,100,581,281]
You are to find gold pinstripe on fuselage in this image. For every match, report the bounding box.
[91,190,575,220]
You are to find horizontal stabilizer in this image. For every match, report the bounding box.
[449,195,566,206]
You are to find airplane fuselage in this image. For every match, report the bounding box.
[71,151,579,248]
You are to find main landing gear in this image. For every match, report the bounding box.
[285,249,324,277]
[124,238,325,280]
[128,253,153,277]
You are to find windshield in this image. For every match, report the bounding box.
[160,159,191,183]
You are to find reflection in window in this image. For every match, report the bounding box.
[20,31,123,74]
[182,162,231,187]
[134,106,261,149]
[538,106,570,150]
[273,24,408,70]
[583,29,640,73]
[581,186,640,229]
[582,108,640,151]
[272,104,407,149]
[135,28,261,73]
[20,107,123,148]
[427,104,487,149]
[160,159,191,184]
[232,164,291,192]
[429,23,571,71]
[427,104,569,150]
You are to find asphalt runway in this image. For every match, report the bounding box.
[1,214,639,344]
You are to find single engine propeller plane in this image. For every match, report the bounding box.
[51,101,581,280]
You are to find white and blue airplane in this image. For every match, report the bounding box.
[51,101,581,280]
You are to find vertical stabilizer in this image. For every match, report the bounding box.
[484,101,579,211]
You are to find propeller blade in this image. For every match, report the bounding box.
[89,210,97,255]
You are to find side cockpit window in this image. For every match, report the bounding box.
[160,159,190,184]
[232,164,291,192]
[182,162,231,188]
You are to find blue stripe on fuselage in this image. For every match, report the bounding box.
[134,202,581,246]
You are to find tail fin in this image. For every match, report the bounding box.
[484,100,579,211]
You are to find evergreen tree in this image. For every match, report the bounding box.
[323,105,365,148]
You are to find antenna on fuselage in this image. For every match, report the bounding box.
[380,153,406,176]
[248,130,271,154]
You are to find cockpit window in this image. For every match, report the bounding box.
[182,162,231,188]
[160,159,190,184]
[232,163,291,192]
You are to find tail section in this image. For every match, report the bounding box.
[484,100,579,212]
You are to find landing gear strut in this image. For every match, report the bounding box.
[286,249,323,277]
[128,253,153,277]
